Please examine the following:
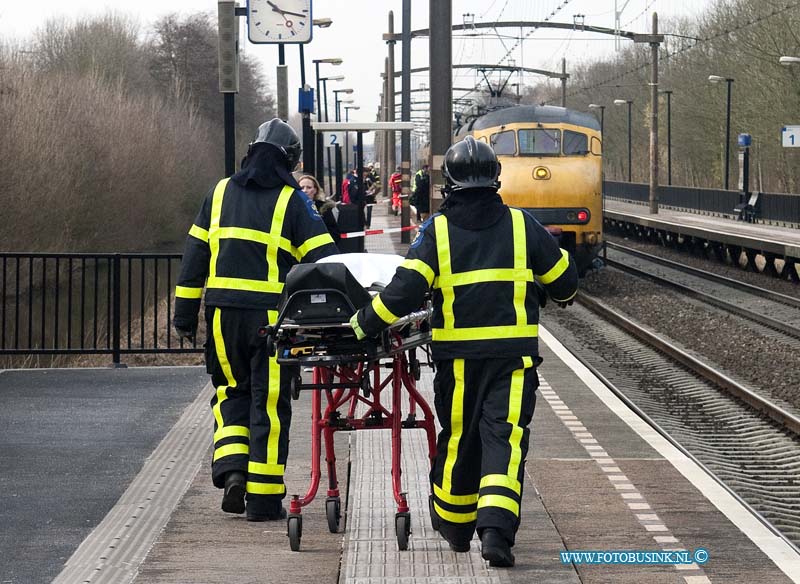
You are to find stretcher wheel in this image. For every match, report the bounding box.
[360,375,371,398]
[290,375,301,400]
[288,515,302,551]
[395,512,411,550]
[410,357,421,381]
[428,495,440,531]
[326,496,341,533]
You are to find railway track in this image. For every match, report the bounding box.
[543,296,800,549]
[603,241,800,341]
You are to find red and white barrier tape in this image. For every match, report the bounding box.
[339,225,418,239]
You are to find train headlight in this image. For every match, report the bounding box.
[532,166,551,180]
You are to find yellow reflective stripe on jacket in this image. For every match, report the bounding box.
[268,186,295,282]
[188,224,209,242]
[434,215,456,329]
[401,258,435,286]
[433,483,478,506]
[175,286,203,299]
[206,276,284,294]
[432,324,538,342]
[477,493,520,516]
[480,474,521,495]
[539,248,571,284]
[296,232,334,259]
[436,268,533,288]
[511,209,528,326]
[208,178,230,279]
[372,295,399,325]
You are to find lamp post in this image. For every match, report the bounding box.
[780,56,800,66]
[614,99,633,182]
[332,88,354,123]
[320,74,344,194]
[312,59,343,187]
[708,75,734,190]
[588,103,605,136]
[344,105,360,170]
[658,90,673,185]
[298,20,334,175]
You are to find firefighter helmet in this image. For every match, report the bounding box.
[441,136,500,191]
[252,118,302,170]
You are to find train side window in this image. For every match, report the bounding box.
[518,129,561,155]
[590,136,602,156]
[564,130,589,155]
[490,130,516,155]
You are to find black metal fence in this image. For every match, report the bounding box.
[604,181,800,226]
[0,253,202,365]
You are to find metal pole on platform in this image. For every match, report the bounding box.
[401,0,412,243]
[648,12,659,214]
[386,12,397,212]
[429,0,452,214]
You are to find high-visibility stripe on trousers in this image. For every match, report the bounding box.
[429,356,538,545]
[205,306,293,509]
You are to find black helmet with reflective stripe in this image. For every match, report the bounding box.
[441,135,501,192]
[252,118,302,170]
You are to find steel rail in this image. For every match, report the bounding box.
[602,255,800,340]
[607,241,800,309]
[577,293,800,436]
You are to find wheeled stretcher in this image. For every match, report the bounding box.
[262,255,437,551]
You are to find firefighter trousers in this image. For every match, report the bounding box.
[204,306,294,514]
[430,356,539,546]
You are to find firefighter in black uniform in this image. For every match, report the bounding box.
[350,136,578,566]
[173,119,339,521]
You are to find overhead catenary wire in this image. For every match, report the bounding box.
[567,1,800,98]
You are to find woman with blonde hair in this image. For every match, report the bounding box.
[299,175,341,242]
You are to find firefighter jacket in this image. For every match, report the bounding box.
[352,188,578,360]
[173,178,339,329]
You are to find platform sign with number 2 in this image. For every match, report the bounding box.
[782,125,800,147]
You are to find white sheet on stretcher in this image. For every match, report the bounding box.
[317,253,404,290]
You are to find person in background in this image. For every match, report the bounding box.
[411,163,431,223]
[349,136,578,567]
[300,174,340,242]
[363,169,376,228]
[172,119,339,522]
[390,166,403,216]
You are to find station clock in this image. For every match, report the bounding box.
[247,0,313,44]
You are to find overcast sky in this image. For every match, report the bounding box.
[0,0,713,124]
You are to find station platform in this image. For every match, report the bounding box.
[12,199,800,584]
[603,199,800,264]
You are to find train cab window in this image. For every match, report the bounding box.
[563,130,589,155]
[490,130,516,155]
[518,129,561,156]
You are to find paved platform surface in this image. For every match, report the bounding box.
[4,200,799,583]
[604,198,800,259]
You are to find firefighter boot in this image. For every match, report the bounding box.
[480,528,515,567]
[246,498,287,522]
[221,471,246,514]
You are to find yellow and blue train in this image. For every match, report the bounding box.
[454,104,603,275]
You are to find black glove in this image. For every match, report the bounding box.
[534,282,547,309]
[556,297,575,309]
[174,323,196,342]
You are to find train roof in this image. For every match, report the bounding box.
[466,105,601,132]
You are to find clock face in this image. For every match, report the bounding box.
[248,0,312,44]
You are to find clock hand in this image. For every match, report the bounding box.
[281,9,306,17]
